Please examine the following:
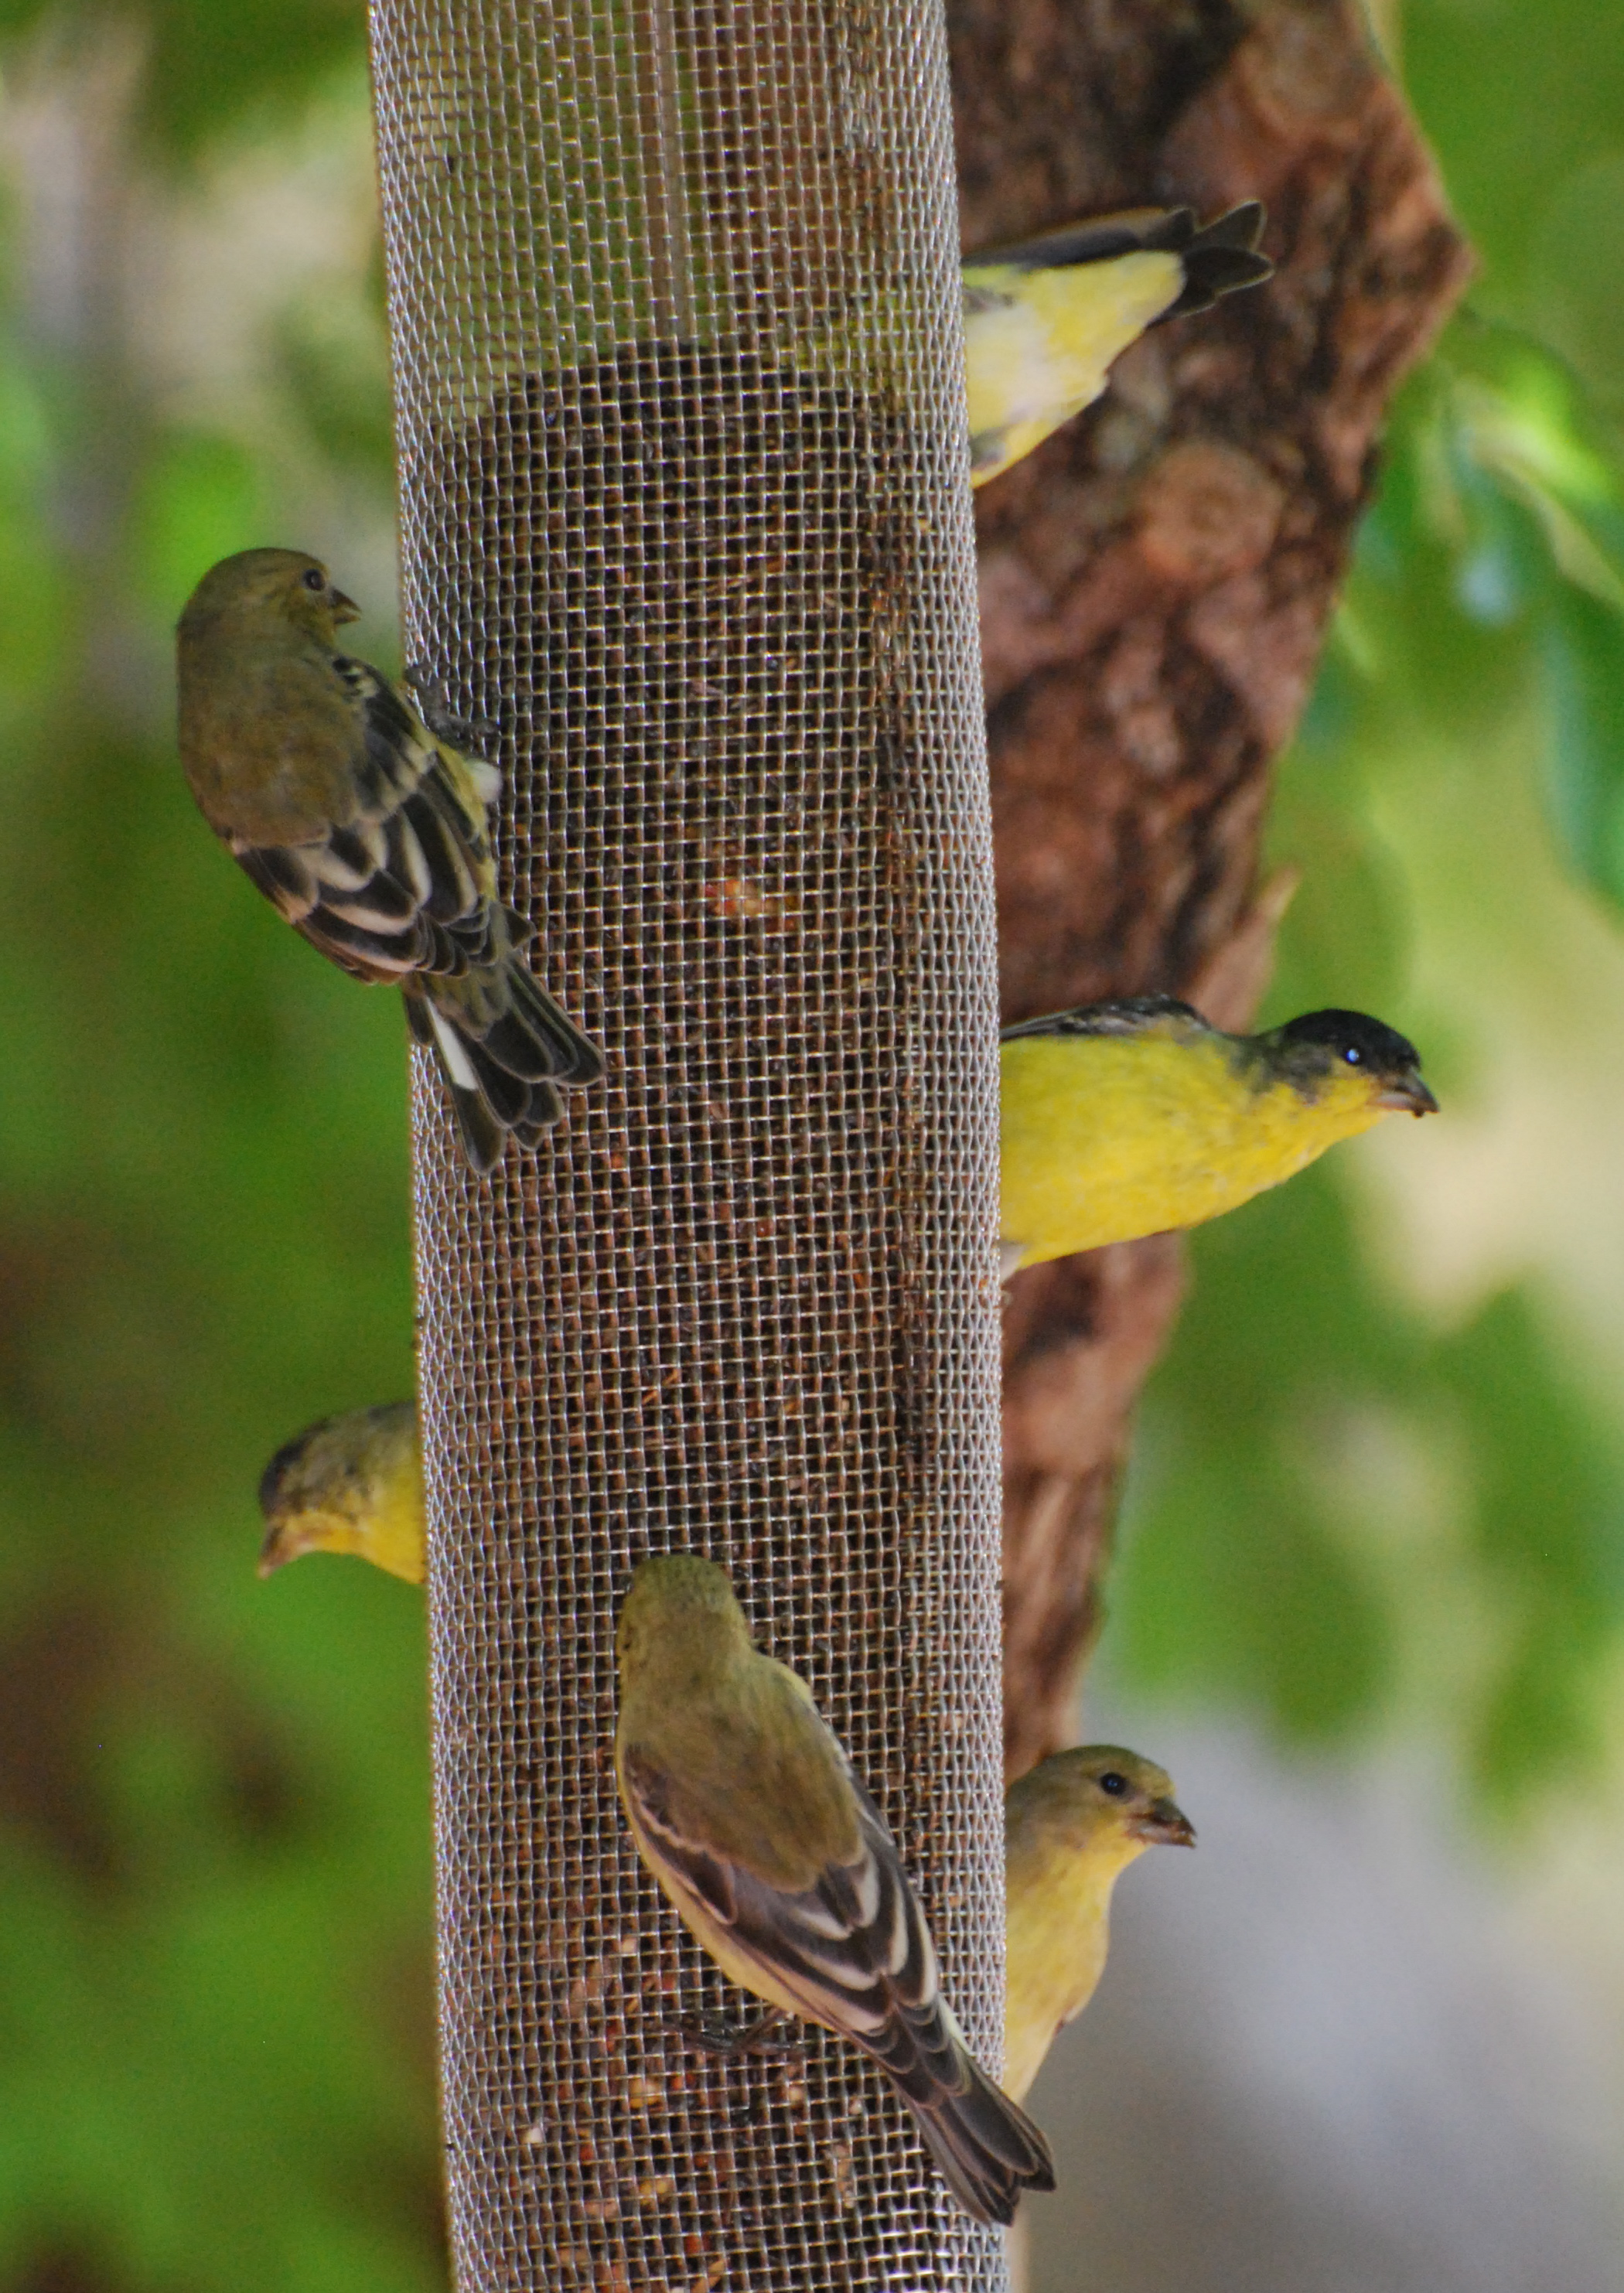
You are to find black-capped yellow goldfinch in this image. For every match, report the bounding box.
[999,997,1437,1278]
[964,203,1272,486]
[1003,1747,1193,2104]
[176,548,602,1172]
[615,1553,1055,2226]
[258,1401,424,1582]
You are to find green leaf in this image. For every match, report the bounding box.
[1445,318,1624,610]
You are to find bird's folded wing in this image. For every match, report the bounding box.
[623,1743,972,2103]
[963,201,1269,316]
[234,660,510,982]
[999,993,1207,1043]
[964,205,1196,277]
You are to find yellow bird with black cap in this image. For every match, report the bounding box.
[964,203,1273,486]
[1000,997,1438,1278]
[257,1401,423,1584]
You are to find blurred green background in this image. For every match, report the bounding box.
[0,0,1622,2285]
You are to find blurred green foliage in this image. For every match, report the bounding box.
[0,9,445,2288]
[0,0,365,157]
[1336,316,1624,916]
[0,0,1622,2285]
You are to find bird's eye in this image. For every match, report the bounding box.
[1099,1772,1128,1797]
[302,567,326,592]
[1343,1046,1363,1065]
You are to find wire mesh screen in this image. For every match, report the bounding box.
[367,0,1003,2282]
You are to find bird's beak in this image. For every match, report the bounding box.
[1132,1796,1196,1847]
[330,589,362,626]
[258,1520,299,1578]
[1376,1075,1438,1117]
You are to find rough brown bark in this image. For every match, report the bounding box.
[949,0,1475,1778]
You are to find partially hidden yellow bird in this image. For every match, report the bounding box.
[258,1401,424,1584]
[177,548,602,1172]
[964,202,1272,486]
[615,1553,1055,2226]
[999,997,1438,1279]
[1004,1746,1193,2105]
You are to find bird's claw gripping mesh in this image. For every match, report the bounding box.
[367,0,1005,2281]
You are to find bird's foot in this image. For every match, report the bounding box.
[666,2008,806,2059]
[402,663,499,753]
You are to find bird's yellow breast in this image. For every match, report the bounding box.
[295,1464,425,1583]
[1000,1031,1387,1268]
[964,249,1184,483]
[356,1469,428,1583]
[1003,1826,1143,2104]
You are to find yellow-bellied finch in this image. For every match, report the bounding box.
[615,1553,1054,2226]
[1004,1747,1193,2104]
[1000,998,1437,1278]
[258,1401,424,1584]
[964,203,1271,487]
[176,548,602,1172]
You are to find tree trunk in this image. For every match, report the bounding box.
[949,0,1475,1778]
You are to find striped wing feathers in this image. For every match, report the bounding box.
[233,658,509,986]
[621,1735,948,2076]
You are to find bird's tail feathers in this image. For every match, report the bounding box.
[407,950,600,1172]
[1158,200,1271,321]
[903,2045,1055,2228]
[865,1998,1053,2226]
[405,995,508,1172]
[495,926,606,1086]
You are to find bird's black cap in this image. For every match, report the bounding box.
[1277,1008,1420,1067]
[1271,1009,1438,1112]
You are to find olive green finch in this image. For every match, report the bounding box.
[615,1553,1055,2226]
[176,548,602,1172]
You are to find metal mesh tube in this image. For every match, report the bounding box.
[367,0,1003,2281]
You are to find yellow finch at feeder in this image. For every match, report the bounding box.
[615,1553,1055,2226]
[1004,1747,1193,2104]
[176,547,602,1172]
[258,1401,424,1583]
[999,997,1437,1278]
[964,202,1272,486]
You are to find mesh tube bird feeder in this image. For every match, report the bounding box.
[367,0,1005,2284]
